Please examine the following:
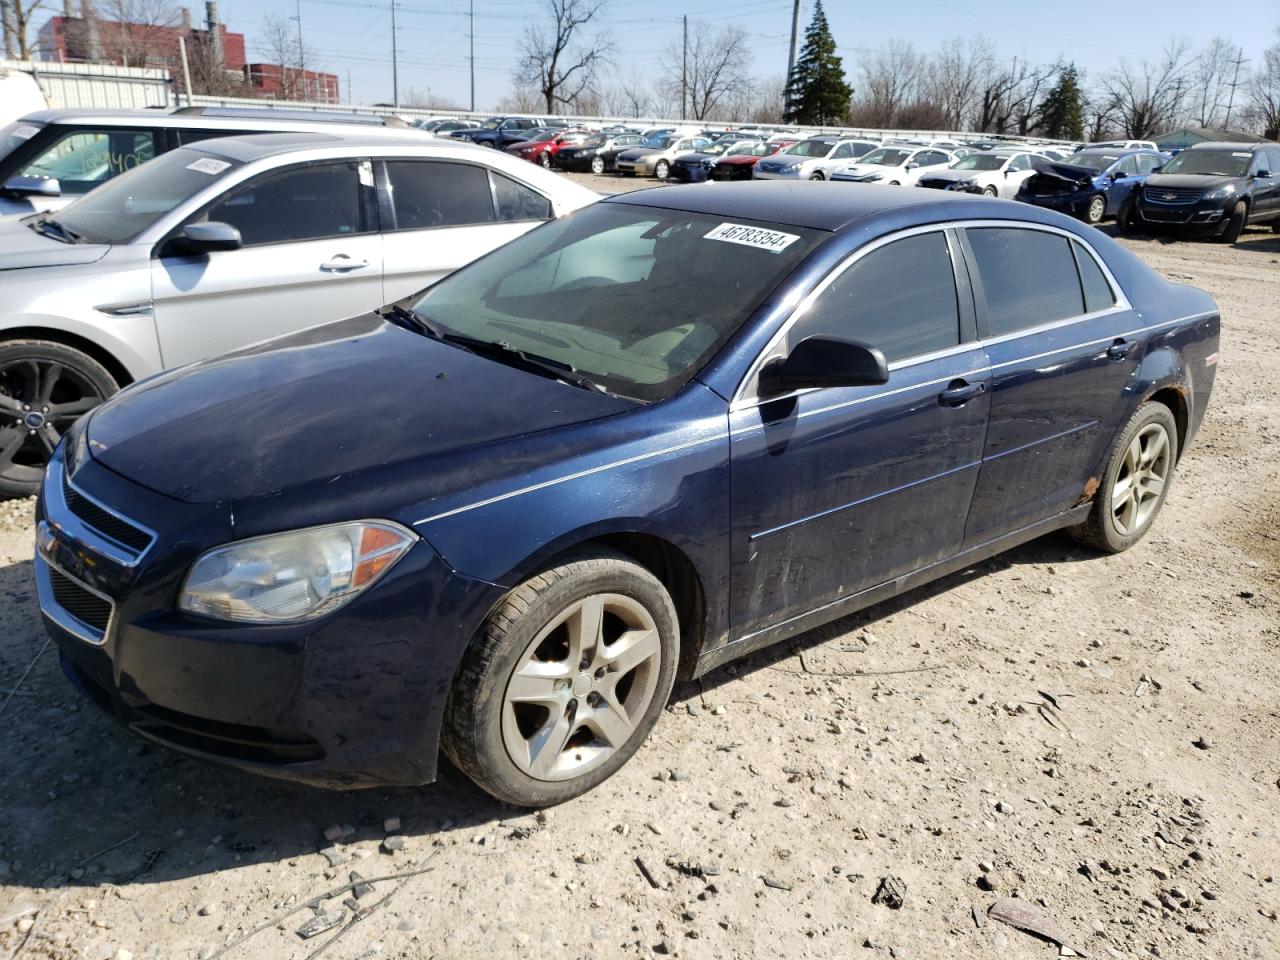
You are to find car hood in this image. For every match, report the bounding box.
[838,163,895,178]
[919,168,983,183]
[86,313,636,504]
[0,216,112,271]
[1027,159,1102,187]
[1142,173,1240,191]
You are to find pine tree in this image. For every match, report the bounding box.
[783,1,852,125]
[1036,63,1086,140]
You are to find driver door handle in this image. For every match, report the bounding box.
[938,380,987,407]
[320,255,370,273]
[1107,338,1136,360]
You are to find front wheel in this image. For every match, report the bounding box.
[981,185,998,198]
[590,155,605,175]
[808,171,825,181]
[1220,201,1247,243]
[0,340,119,498]
[1068,402,1178,554]
[1084,193,1107,225]
[539,152,552,168]
[442,549,679,806]
[654,160,670,179]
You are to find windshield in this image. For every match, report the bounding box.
[1066,153,1120,172]
[480,119,502,130]
[50,147,241,244]
[859,148,911,166]
[1160,149,1250,177]
[951,153,1009,171]
[783,139,834,158]
[408,205,821,402]
[523,129,557,143]
[0,120,43,165]
[727,141,767,157]
[642,136,674,149]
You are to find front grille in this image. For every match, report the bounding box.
[133,704,324,765]
[1143,186,1202,204]
[62,471,153,554]
[1141,207,1193,223]
[49,565,112,632]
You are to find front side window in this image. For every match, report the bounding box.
[386,160,494,230]
[1116,154,1141,176]
[791,231,960,364]
[18,128,155,194]
[201,161,366,246]
[1135,154,1164,174]
[966,227,1085,336]
[409,205,821,401]
[831,143,854,160]
[1007,154,1033,172]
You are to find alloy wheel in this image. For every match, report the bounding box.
[0,359,104,480]
[590,156,605,174]
[501,593,662,781]
[1087,195,1106,224]
[1110,423,1170,536]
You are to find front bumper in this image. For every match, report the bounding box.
[36,445,503,789]
[710,164,754,181]
[1134,195,1230,232]
[1019,189,1089,213]
[752,168,802,180]
[919,179,981,193]
[616,158,657,176]
[670,163,710,183]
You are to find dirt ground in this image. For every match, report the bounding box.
[0,183,1277,960]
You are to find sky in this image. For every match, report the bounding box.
[34,0,1280,114]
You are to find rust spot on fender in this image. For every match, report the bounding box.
[1076,476,1100,505]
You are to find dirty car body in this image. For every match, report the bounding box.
[36,183,1220,790]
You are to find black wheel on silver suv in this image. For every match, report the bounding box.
[0,340,119,498]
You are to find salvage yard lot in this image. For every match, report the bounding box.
[0,200,1277,960]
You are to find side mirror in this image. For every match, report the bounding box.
[1151,165,1164,173]
[171,221,242,255]
[1112,170,1126,180]
[1257,169,1273,179]
[3,175,61,198]
[759,336,889,395]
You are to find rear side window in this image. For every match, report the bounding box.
[1073,241,1116,313]
[386,160,494,229]
[967,227,1085,336]
[203,161,366,245]
[795,231,960,363]
[491,171,552,222]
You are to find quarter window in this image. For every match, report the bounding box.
[18,128,156,194]
[491,171,552,221]
[966,227,1084,336]
[201,161,366,246]
[793,231,961,363]
[386,160,494,229]
[1073,241,1116,314]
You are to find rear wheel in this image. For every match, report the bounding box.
[808,171,825,181]
[442,549,679,806]
[654,159,670,179]
[1068,402,1178,554]
[1220,201,1247,243]
[0,340,119,498]
[539,152,552,168]
[1084,193,1107,225]
[981,185,997,197]
[590,155,605,175]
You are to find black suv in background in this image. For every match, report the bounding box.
[451,116,567,149]
[1131,141,1280,242]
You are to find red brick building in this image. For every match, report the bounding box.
[244,63,340,104]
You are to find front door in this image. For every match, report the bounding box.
[151,159,383,368]
[730,228,990,637]
[960,225,1143,545]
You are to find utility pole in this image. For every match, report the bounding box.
[469,0,475,112]
[681,15,687,121]
[390,0,399,108]
[784,0,800,117]
[177,34,194,106]
[1223,52,1247,130]
[293,0,306,101]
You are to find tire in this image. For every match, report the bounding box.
[981,185,998,197]
[654,159,670,179]
[0,340,118,498]
[888,180,900,186]
[539,152,552,168]
[590,155,605,175]
[1117,198,1138,235]
[808,171,825,181]
[1272,219,1280,234]
[442,548,679,807]
[1084,193,1107,225]
[1220,201,1247,243]
[480,140,496,149]
[1067,401,1179,554]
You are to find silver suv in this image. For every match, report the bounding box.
[0,132,598,495]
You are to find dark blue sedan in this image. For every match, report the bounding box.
[35,184,1220,806]
[1017,148,1170,224]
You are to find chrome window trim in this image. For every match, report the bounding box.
[729,218,1132,411]
[34,553,116,647]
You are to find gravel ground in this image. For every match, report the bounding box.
[0,186,1277,960]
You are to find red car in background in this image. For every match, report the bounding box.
[507,129,592,168]
[711,139,797,181]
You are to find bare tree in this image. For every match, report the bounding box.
[495,85,542,113]
[516,0,611,115]
[920,36,995,130]
[744,74,786,123]
[99,0,179,67]
[186,15,249,95]
[2,0,44,58]
[604,70,651,117]
[975,57,1056,134]
[852,39,922,127]
[1084,91,1122,141]
[1246,27,1279,138]
[661,21,751,121]
[254,13,313,99]
[1102,39,1192,139]
[1189,36,1242,128]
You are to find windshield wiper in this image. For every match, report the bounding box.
[28,215,82,244]
[379,303,612,395]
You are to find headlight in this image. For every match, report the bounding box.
[179,521,416,623]
[781,163,801,173]
[1204,183,1236,200]
[863,172,882,181]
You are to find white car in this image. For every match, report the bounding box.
[1080,139,1158,152]
[914,149,1041,198]
[831,146,954,186]
[753,137,880,181]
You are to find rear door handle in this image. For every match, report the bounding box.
[320,255,370,272]
[938,380,987,406]
[1107,338,1136,360]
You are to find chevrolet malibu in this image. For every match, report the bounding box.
[37,184,1219,807]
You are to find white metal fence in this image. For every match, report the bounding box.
[3,59,172,110]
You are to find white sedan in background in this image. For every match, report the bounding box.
[830,146,954,186]
[752,137,880,181]
[914,149,1041,198]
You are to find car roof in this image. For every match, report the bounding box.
[184,131,467,162]
[1186,142,1267,151]
[604,180,1035,232]
[17,107,416,132]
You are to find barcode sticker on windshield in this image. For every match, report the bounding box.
[12,124,38,141]
[186,157,231,175]
[704,222,799,253]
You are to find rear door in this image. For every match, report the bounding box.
[378,159,554,302]
[151,159,383,367]
[959,224,1142,545]
[730,228,990,635]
